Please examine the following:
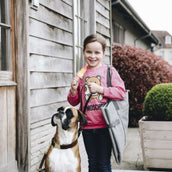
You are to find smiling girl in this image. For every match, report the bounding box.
[67,34,126,172]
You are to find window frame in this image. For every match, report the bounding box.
[113,21,125,44]
[73,0,89,74]
[0,0,14,82]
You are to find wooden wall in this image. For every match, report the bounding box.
[0,86,18,172]
[28,0,112,171]
[96,0,112,65]
[29,0,73,171]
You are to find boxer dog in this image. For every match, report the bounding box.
[45,106,87,172]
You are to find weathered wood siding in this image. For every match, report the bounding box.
[0,86,18,172]
[96,0,112,65]
[28,0,112,171]
[29,0,73,171]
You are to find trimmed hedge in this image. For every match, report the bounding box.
[112,44,172,127]
[143,83,172,121]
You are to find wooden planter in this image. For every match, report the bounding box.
[139,116,172,170]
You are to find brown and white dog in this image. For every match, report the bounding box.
[45,106,87,172]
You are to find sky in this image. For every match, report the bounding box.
[127,0,172,35]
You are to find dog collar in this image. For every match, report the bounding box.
[52,139,78,149]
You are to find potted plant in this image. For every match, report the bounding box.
[139,83,172,170]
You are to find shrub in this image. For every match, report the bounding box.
[143,83,172,121]
[112,43,172,127]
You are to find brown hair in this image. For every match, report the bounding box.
[83,34,106,52]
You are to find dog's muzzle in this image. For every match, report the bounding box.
[51,112,71,130]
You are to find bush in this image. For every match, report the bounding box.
[112,44,172,126]
[143,83,172,121]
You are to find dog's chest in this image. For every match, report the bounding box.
[48,148,78,172]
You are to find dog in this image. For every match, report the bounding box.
[45,106,87,172]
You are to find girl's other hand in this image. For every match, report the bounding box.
[87,82,104,94]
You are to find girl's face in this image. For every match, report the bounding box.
[83,41,105,69]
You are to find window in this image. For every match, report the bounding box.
[113,22,125,44]
[74,0,88,73]
[165,35,172,45]
[0,0,12,80]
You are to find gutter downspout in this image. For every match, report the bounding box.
[134,31,152,47]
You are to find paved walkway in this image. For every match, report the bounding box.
[79,128,168,172]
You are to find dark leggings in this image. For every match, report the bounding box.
[82,128,112,172]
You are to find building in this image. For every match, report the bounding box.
[0,0,112,171]
[152,30,172,65]
[111,0,160,51]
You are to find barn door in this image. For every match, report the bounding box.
[0,0,17,171]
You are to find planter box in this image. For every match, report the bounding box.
[139,116,172,170]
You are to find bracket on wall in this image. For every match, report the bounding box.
[30,0,39,10]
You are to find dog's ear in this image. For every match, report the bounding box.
[57,106,64,112]
[51,114,57,127]
[78,110,87,127]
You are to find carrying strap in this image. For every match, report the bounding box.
[78,87,92,137]
[83,93,92,114]
[80,84,92,114]
[107,66,119,110]
[37,153,47,172]
[107,66,111,88]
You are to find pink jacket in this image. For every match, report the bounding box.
[67,64,126,129]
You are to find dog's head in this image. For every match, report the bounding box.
[51,106,87,130]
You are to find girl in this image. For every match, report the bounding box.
[67,34,126,172]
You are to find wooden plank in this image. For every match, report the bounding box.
[39,0,73,19]
[144,140,172,149]
[30,101,69,124]
[145,159,172,169]
[31,125,55,143]
[15,0,29,170]
[31,130,54,148]
[29,55,73,73]
[7,87,16,162]
[30,72,72,89]
[29,18,73,46]
[29,5,73,32]
[31,118,53,130]
[31,121,54,137]
[96,11,110,28]
[97,0,109,9]
[0,87,7,167]
[30,87,70,107]
[144,149,172,159]
[96,1,109,19]
[62,0,72,6]
[96,22,110,37]
[29,36,73,59]
[142,130,172,141]
[140,120,172,131]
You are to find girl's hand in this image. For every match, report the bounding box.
[71,76,79,96]
[87,82,104,94]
